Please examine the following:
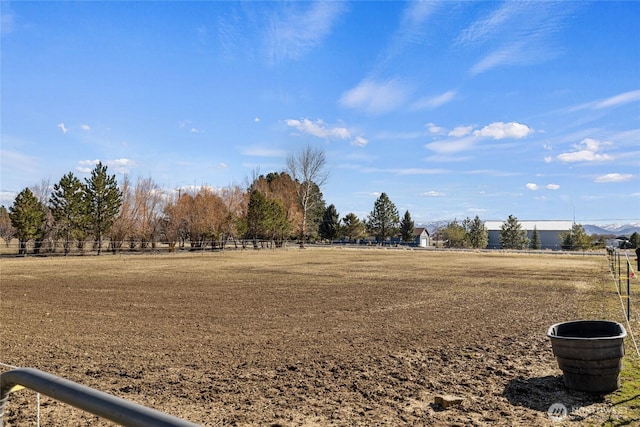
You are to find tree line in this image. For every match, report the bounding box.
[3,146,633,255]
[0,146,416,255]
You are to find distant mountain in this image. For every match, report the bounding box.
[583,223,640,236]
[419,221,640,236]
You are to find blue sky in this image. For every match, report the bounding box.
[1,1,639,225]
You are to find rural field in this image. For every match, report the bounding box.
[1,248,638,426]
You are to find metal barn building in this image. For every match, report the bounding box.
[484,220,574,250]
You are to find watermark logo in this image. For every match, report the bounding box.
[548,403,568,422]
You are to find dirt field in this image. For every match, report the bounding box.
[1,248,637,426]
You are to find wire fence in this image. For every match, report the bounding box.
[608,248,639,321]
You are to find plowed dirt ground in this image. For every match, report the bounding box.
[1,248,636,426]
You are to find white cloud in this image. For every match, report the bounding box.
[426,121,533,154]
[557,138,613,163]
[557,151,611,163]
[190,128,200,133]
[473,122,533,139]
[352,136,368,147]
[448,126,473,137]
[78,159,100,166]
[595,173,633,183]
[0,191,17,206]
[254,117,260,123]
[423,191,446,197]
[546,184,560,190]
[179,120,191,128]
[109,159,136,174]
[412,90,456,110]
[266,1,345,64]
[526,183,538,190]
[339,79,410,114]
[285,118,350,140]
[426,123,444,135]
[57,122,68,134]
[81,124,91,131]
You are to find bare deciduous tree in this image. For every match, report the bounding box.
[110,175,135,253]
[286,145,328,247]
[132,177,164,249]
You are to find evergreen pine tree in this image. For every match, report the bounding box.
[399,210,415,243]
[560,223,592,250]
[367,193,400,242]
[319,204,340,242]
[9,188,46,255]
[341,213,365,242]
[85,162,123,255]
[465,215,488,249]
[50,172,90,254]
[530,226,541,249]
[499,215,528,249]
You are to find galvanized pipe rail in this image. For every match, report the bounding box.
[0,367,200,427]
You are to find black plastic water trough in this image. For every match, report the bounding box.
[547,320,627,394]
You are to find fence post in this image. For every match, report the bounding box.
[618,250,622,294]
[627,255,631,321]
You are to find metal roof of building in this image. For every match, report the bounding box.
[483,220,574,231]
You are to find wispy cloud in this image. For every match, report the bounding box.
[569,90,640,112]
[448,126,473,137]
[595,173,633,183]
[1,7,14,35]
[265,1,346,64]
[556,138,613,163]
[423,190,446,197]
[76,158,136,174]
[380,1,439,63]
[359,166,448,176]
[352,136,368,147]
[285,118,350,140]
[57,122,68,134]
[594,90,640,109]
[81,124,91,131]
[242,145,287,158]
[426,135,477,154]
[339,78,410,115]
[411,90,456,110]
[459,2,571,75]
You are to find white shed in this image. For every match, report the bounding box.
[414,227,430,248]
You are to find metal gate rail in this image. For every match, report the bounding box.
[0,367,200,427]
